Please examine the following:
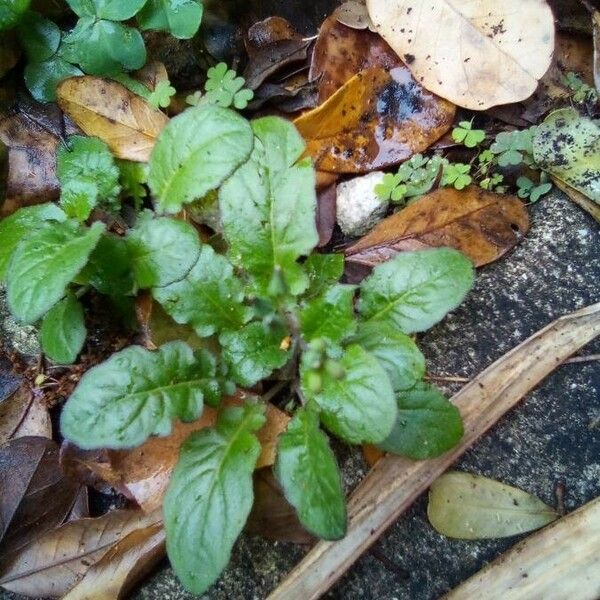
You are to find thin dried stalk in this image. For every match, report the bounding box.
[267,303,600,600]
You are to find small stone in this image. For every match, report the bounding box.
[336,171,389,237]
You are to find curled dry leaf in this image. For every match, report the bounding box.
[57,77,169,162]
[10,395,52,440]
[366,0,555,110]
[294,67,455,174]
[427,472,558,539]
[246,16,303,56]
[0,383,32,444]
[310,14,401,102]
[346,187,529,269]
[0,436,79,562]
[0,509,162,597]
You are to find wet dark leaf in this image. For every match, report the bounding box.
[316,183,337,247]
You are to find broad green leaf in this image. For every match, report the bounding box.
[220,117,318,296]
[164,402,266,595]
[275,407,346,539]
[7,220,104,323]
[59,180,98,222]
[0,203,66,280]
[153,244,251,338]
[300,284,356,343]
[148,105,253,214]
[137,0,203,39]
[24,55,83,103]
[359,249,474,334]
[352,322,425,391]
[17,12,59,61]
[220,321,291,387]
[428,472,558,539]
[533,108,600,203]
[303,253,345,298]
[61,341,221,449]
[66,0,146,20]
[126,214,201,289]
[301,344,396,444]
[377,383,463,459]
[40,293,86,364]
[0,0,30,30]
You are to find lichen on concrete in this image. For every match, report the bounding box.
[0,285,40,357]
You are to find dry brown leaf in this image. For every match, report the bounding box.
[367,0,555,110]
[133,61,169,93]
[294,67,455,174]
[0,509,162,597]
[246,16,303,56]
[316,183,337,247]
[0,385,32,444]
[310,14,401,102]
[11,395,52,440]
[362,444,384,467]
[62,523,165,600]
[346,187,529,268]
[56,77,169,162]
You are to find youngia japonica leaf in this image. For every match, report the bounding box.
[275,407,346,539]
[164,402,266,594]
[0,203,66,280]
[153,244,251,337]
[148,105,253,213]
[61,341,220,449]
[137,0,203,39]
[377,383,463,459]
[40,292,86,365]
[126,214,200,289]
[220,116,318,296]
[6,220,104,323]
[303,253,345,298]
[301,344,396,444]
[359,248,474,334]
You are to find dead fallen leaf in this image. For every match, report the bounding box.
[593,11,600,91]
[367,0,555,110]
[428,472,558,539]
[346,187,529,268]
[60,443,118,494]
[10,395,52,440]
[362,444,384,467]
[335,1,377,32]
[295,67,455,174]
[66,487,90,522]
[0,509,162,597]
[246,16,302,57]
[553,177,600,223]
[133,61,169,93]
[316,183,337,247]
[310,14,401,102]
[62,523,165,600]
[56,76,169,162]
[0,384,32,444]
[0,436,79,562]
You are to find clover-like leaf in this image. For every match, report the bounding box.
[164,402,265,594]
[137,0,203,39]
[0,0,30,30]
[275,407,346,539]
[24,54,83,102]
[17,11,60,61]
[66,0,147,20]
[61,341,221,449]
[148,79,176,109]
[452,120,485,148]
[358,248,474,334]
[442,162,472,190]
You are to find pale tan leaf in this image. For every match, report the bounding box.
[427,472,557,539]
[366,0,555,110]
[446,497,600,600]
[12,397,52,440]
[56,77,169,162]
[0,509,162,597]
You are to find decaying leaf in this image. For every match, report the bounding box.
[57,77,169,162]
[366,0,555,110]
[62,523,165,600]
[427,472,558,539]
[335,1,377,32]
[10,395,52,440]
[310,14,401,102]
[0,509,162,597]
[553,177,600,223]
[533,108,600,203]
[0,436,79,561]
[0,384,32,444]
[246,16,303,56]
[134,61,169,93]
[294,67,455,174]
[316,183,337,247]
[346,187,529,268]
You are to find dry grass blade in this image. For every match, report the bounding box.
[267,302,600,600]
[445,496,600,599]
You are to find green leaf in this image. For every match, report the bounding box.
[377,383,463,459]
[0,203,66,280]
[153,244,252,337]
[352,322,424,392]
[66,0,147,20]
[117,159,148,207]
[358,249,474,334]
[57,135,121,216]
[164,402,265,595]
[40,292,86,364]
[24,55,83,103]
[6,220,104,323]
[61,341,221,449]
[220,321,291,387]
[148,105,254,214]
[0,0,30,30]
[126,214,201,289]
[148,79,176,109]
[17,11,59,61]
[301,344,396,444]
[202,63,254,109]
[533,108,600,204]
[137,0,203,39]
[428,472,558,539]
[451,121,485,148]
[220,117,318,296]
[303,253,345,298]
[300,284,356,343]
[275,407,346,539]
